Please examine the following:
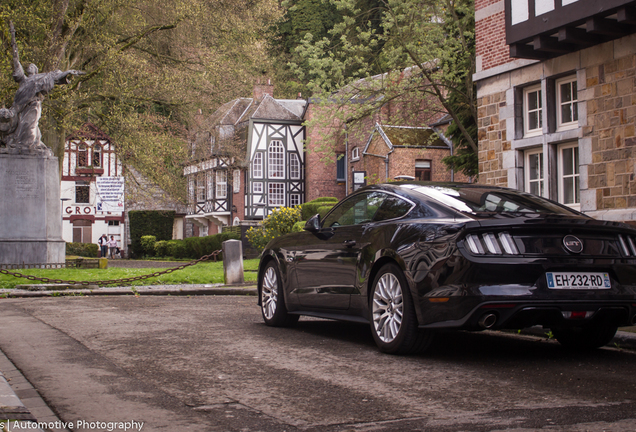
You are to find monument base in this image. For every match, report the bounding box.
[0,154,65,266]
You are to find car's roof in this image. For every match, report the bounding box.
[359,181,585,218]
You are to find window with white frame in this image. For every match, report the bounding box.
[351,147,360,161]
[188,177,195,203]
[75,181,90,203]
[253,182,263,193]
[268,141,285,178]
[290,194,301,207]
[524,84,543,137]
[196,173,205,202]
[556,76,578,130]
[216,170,227,199]
[290,153,300,179]
[78,144,88,167]
[252,152,263,178]
[93,144,102,167]
[233,169,240,193]
[525,149,544,197]
[268,183,285,206]
[558,143,579,208]
[206,171,214,200]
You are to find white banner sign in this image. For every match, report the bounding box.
[96,176,125,212]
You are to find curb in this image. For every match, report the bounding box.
[0,370,46,432]
[0,285,258,299]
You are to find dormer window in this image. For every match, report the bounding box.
[93,144,102,167]
[351,147,360,161]
[78,144,88,167]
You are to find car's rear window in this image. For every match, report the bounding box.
[404,185,581,216]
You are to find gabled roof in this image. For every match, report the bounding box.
[67,122,112,141]
[207,94,306,127]
[251,94,305,121]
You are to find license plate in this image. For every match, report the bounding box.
[546,272,611,290]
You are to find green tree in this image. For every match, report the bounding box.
[1,0,282,200]
[292,0,477,172]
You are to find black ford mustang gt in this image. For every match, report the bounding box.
[257,182,636,354]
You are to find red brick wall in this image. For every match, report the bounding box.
[475,0,514,71]
[304,104,347,202]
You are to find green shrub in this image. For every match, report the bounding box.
[166,240,186,259]
[247,206,302,250]
[140,235,157,257]
[292,221,306,233]
[151,233,240,259]
[310,197,338,203]
[66,242,98,258]
[317,204,336,218]
[154,240,170,257]
[128,210,175,257]
[301,197,338,220]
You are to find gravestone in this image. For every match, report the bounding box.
[0,22,83,267]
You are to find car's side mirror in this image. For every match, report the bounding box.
[304,214,321,233]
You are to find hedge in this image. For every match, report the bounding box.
[152,232,240,260]
[301,197,338,220]
[128,210,175,258]
[66,242,98,258]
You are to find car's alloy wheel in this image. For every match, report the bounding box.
[372,272,404,343]
[261,266,278,320]
[259,261,299,327]
[370,263,432,354]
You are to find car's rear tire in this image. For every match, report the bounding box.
[260,261,299,327]
[369,263,433,354]
[552,325,618,350]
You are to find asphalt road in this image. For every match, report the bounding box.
[0,295,636,431]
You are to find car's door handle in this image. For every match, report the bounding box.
[343,240,356,247]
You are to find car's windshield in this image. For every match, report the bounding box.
[403,185,580,216]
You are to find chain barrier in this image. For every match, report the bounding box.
[0,250,222,287]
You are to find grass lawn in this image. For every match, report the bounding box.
[0,259,260,289]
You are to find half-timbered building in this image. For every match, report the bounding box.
[184,82,307,235]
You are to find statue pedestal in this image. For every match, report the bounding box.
[0,154,65,266]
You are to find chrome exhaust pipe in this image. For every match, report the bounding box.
[479,313,497,329]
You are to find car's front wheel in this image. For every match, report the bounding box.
[260,261,299,327]
[370,263,433,354]
[552,325,617,350]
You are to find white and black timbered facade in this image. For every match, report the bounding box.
[245,119,305,219]
[184,85,307,235]
[184,155,242,234]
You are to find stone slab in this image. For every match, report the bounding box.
[0,155,65,265]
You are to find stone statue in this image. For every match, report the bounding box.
[0,21,84,155]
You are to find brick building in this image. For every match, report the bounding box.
[304,94,464,203]
[184,79,464,236]
[475,0,636,223]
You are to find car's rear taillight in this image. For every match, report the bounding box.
[464,232,519,256]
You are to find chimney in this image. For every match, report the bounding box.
[253,78,274,101]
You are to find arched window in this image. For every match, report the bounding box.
[92,144,102,167]
[268,140,284,178]
[78,144,88,167]
[351,147,360,161]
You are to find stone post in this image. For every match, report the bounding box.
[222,239,244,285]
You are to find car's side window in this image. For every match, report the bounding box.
[323,192,388,227]
[373,195,413,222]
